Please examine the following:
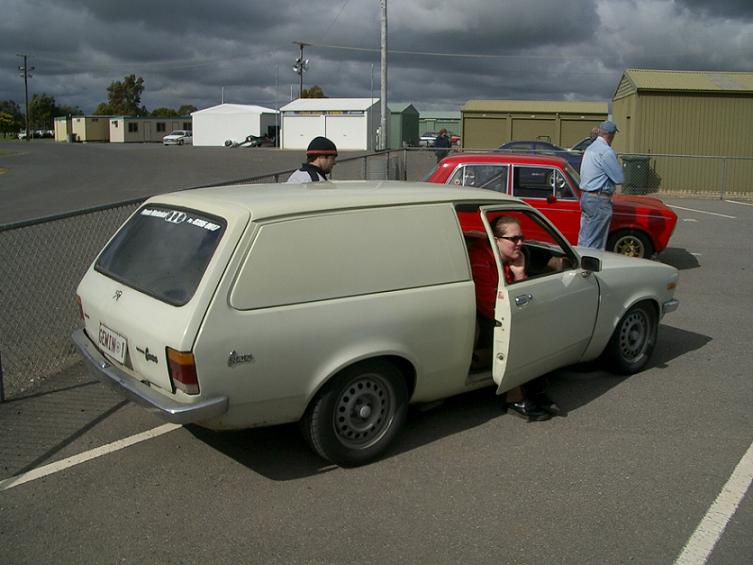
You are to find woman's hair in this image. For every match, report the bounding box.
[491,215,520,237]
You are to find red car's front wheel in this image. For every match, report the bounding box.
[608,230,654,259]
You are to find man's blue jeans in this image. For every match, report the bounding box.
[578,192,612,249]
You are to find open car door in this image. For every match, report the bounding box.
[479,206,600,395]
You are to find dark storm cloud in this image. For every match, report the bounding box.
[1,0,752,114]
[676,0,753,19]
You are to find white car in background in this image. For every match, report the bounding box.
[162,130,192,145]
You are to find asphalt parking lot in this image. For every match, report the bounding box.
[1,143,752,564]
[0,140,436,224]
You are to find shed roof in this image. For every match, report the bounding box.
[615,69,753,98]
[420,111,461,120]
[280,98,379,112]
[462,100,608,114]
[388,103,419,114]
[192,103,278,115]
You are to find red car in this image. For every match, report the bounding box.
[425,153,677,258]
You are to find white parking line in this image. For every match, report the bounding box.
[668,205,736,219]
[0,423,182,492]
[674,439,753,565]
[724,199,753,207]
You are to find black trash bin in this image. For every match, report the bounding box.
[67,133,76,143]
[621,155,650,194]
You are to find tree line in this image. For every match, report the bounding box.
[1,74,197,138]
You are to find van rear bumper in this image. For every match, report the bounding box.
[71,329,228,425]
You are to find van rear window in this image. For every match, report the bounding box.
[95,206,226,306]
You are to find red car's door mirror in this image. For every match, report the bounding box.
[546,194,557,204]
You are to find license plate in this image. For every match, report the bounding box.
[98,323,128,363]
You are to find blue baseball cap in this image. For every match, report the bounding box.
[599,120,619,134]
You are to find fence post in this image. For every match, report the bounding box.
[362,156,367,180]
[719,157,727,200]
[0,351,4,402]
[402,149,408,180]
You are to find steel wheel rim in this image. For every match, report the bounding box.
[618,309,650,362]
[332,373,396,449]
[614,235,644,257]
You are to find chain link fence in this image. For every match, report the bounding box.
[617,154,753,199]
[0,150,438,400]
[1,147,748,400]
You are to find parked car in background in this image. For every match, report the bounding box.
[72,181,678,466]
[451,134,461,146]
[498,140,584,171]
[426,153,678,259]
[419,132,437,147]
[225,134,276,148]
[570,136,595,152]
[162,130,193,145]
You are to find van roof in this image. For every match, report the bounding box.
[148,180,525,221]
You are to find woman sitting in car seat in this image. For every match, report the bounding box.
[468,215,558,422]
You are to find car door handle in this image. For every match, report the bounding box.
[515,294,533,306]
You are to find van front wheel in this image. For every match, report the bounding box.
[301,360,408,467]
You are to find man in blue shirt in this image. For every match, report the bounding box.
[578,120,624,249]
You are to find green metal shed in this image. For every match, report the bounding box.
[388,103,419,149]
[418,111,461,140]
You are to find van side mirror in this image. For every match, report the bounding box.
[580,255,601,272]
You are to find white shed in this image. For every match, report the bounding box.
[191,103,279,147]
[280,98,380,151]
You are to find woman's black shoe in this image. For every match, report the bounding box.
[507,401,551,422]
[534,392,562,416]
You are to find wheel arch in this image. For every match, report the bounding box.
[302,352,418,417]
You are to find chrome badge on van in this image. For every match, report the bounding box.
[227,350,254,368]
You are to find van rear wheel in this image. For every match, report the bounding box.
[301,360,408,467]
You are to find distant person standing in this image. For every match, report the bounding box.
[287,136,338,183]
[433,128,452,163]
[578,120,624,249]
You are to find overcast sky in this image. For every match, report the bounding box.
[2,0,752,115]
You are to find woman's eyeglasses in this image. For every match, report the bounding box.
[496,235,525,243]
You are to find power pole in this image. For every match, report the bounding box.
[17,53,34,141]
[292,41,310,98]
[379,0,388,151]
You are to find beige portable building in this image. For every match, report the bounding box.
[54,116,72,142]
[461,100,608,150]
[71,115,111,142]
[611,69,753,193]
[109,117,192,143]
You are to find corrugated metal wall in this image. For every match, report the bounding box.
[462,113,603,150]
[613,91,753,192]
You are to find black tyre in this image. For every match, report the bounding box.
[604,302,658,375]
[607,230,654,258]
[301,360,408,467]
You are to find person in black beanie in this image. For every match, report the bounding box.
[287,136,338,183]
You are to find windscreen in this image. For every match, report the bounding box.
[95,205,226,306]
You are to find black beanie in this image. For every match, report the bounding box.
[306,136,338,156]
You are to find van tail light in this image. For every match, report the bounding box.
[75,294,85,321]
[167,348,200,395]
